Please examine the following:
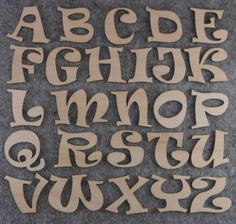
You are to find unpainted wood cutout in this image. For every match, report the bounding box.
[4,5,231,215]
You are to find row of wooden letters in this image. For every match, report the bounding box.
[4,174,231,214]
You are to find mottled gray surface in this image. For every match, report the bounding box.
[0,0,236,223]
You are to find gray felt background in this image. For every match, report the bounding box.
[0,0,236,223]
